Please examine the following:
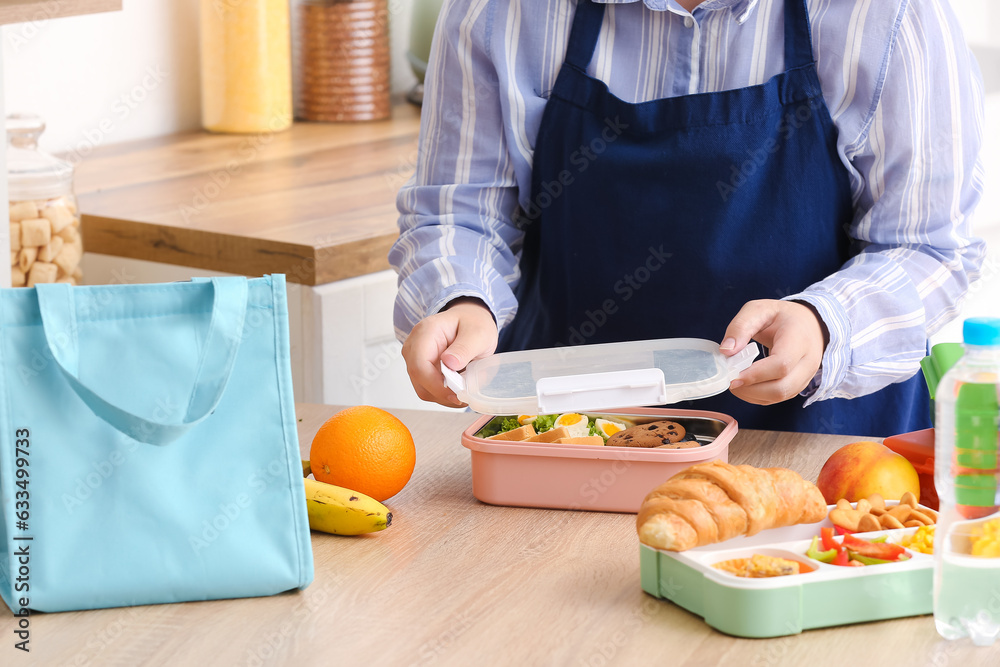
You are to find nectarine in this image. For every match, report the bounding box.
[816,441,921,504]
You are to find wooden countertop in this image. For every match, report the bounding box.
[75,103,422,285]
[1,404,990,665]
[0,0,120,24]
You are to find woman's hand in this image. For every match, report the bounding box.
[719,299,828,405]
[400,297,499,407]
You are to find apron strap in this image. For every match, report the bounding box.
[784,0,816,68]
[567,0,815,74]
[564,0,606,71]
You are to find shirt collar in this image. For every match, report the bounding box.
[593,0,761,24]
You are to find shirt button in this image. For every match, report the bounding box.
[684,16,694,28]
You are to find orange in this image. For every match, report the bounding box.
[310,406,416,502]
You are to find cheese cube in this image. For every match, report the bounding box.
[18,247,37,273]
[9,200,38,222]
[41,204,75,234]
[38,236,64,263]
[53,243,82,276]
[20,217,51,248]
[27,261,59,287]
[57,225,80,244]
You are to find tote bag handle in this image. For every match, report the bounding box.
[34,277,249,446]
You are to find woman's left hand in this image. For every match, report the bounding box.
[719,299,828,405]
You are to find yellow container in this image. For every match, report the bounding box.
[200,0,292,133]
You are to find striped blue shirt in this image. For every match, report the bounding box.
[390,0,987,404]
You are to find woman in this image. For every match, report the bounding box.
[390,0,986,436]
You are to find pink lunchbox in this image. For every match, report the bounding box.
[443,338,757,513]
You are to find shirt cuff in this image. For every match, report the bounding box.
[393,282,511,343]
[781,290,851,406]
[427,287,501,323]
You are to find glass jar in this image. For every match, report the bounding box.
[200,0,293,133]
[7,114,82,287]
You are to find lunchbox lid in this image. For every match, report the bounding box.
[441,338,758,415]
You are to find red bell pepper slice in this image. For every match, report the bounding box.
[842,534,907,560]
[821,527,840,552]
[832,549,850,567]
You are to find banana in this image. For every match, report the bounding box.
[303,477,392,535]
[302,459,311,477]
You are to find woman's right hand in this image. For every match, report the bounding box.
[400,297,498,408]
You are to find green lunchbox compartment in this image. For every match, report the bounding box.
[920,342,964,424]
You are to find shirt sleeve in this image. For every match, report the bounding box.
[389,0,524,342]
[786,0,988,404]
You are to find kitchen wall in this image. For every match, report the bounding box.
[1,0,417,154]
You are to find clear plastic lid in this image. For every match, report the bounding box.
[6,113,74,201]
[441,338,759,415]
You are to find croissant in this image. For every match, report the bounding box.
[636,460,827,551]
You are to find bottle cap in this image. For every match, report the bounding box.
[963,317,1000,346]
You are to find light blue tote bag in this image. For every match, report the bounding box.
[0,275,313,612]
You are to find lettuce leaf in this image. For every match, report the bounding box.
[533,414,557,432]
[477,416,522,438]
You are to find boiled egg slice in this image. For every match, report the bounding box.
[553,413,591,438]
[517,415,537,426]
[595,418,627,440]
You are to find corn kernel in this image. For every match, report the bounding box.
[901,525,935,554]
[970,518,1000,558]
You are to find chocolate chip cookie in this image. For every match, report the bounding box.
[656,440,701,449]
[606,420,687,448]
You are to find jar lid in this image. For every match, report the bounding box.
[6,113,74,201]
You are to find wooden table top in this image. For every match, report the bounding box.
[2,404,993,666]
[75,103,421,286]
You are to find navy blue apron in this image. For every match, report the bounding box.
[498,0,930,436]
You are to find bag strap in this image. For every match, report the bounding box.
[35,277,249,446]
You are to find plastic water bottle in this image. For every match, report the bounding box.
[934,317,1000,645]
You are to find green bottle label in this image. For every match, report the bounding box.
[954,382,999,507]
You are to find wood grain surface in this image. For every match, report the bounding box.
[0,0,120,25]
[1,405,993,666]
[75,103,422,285]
